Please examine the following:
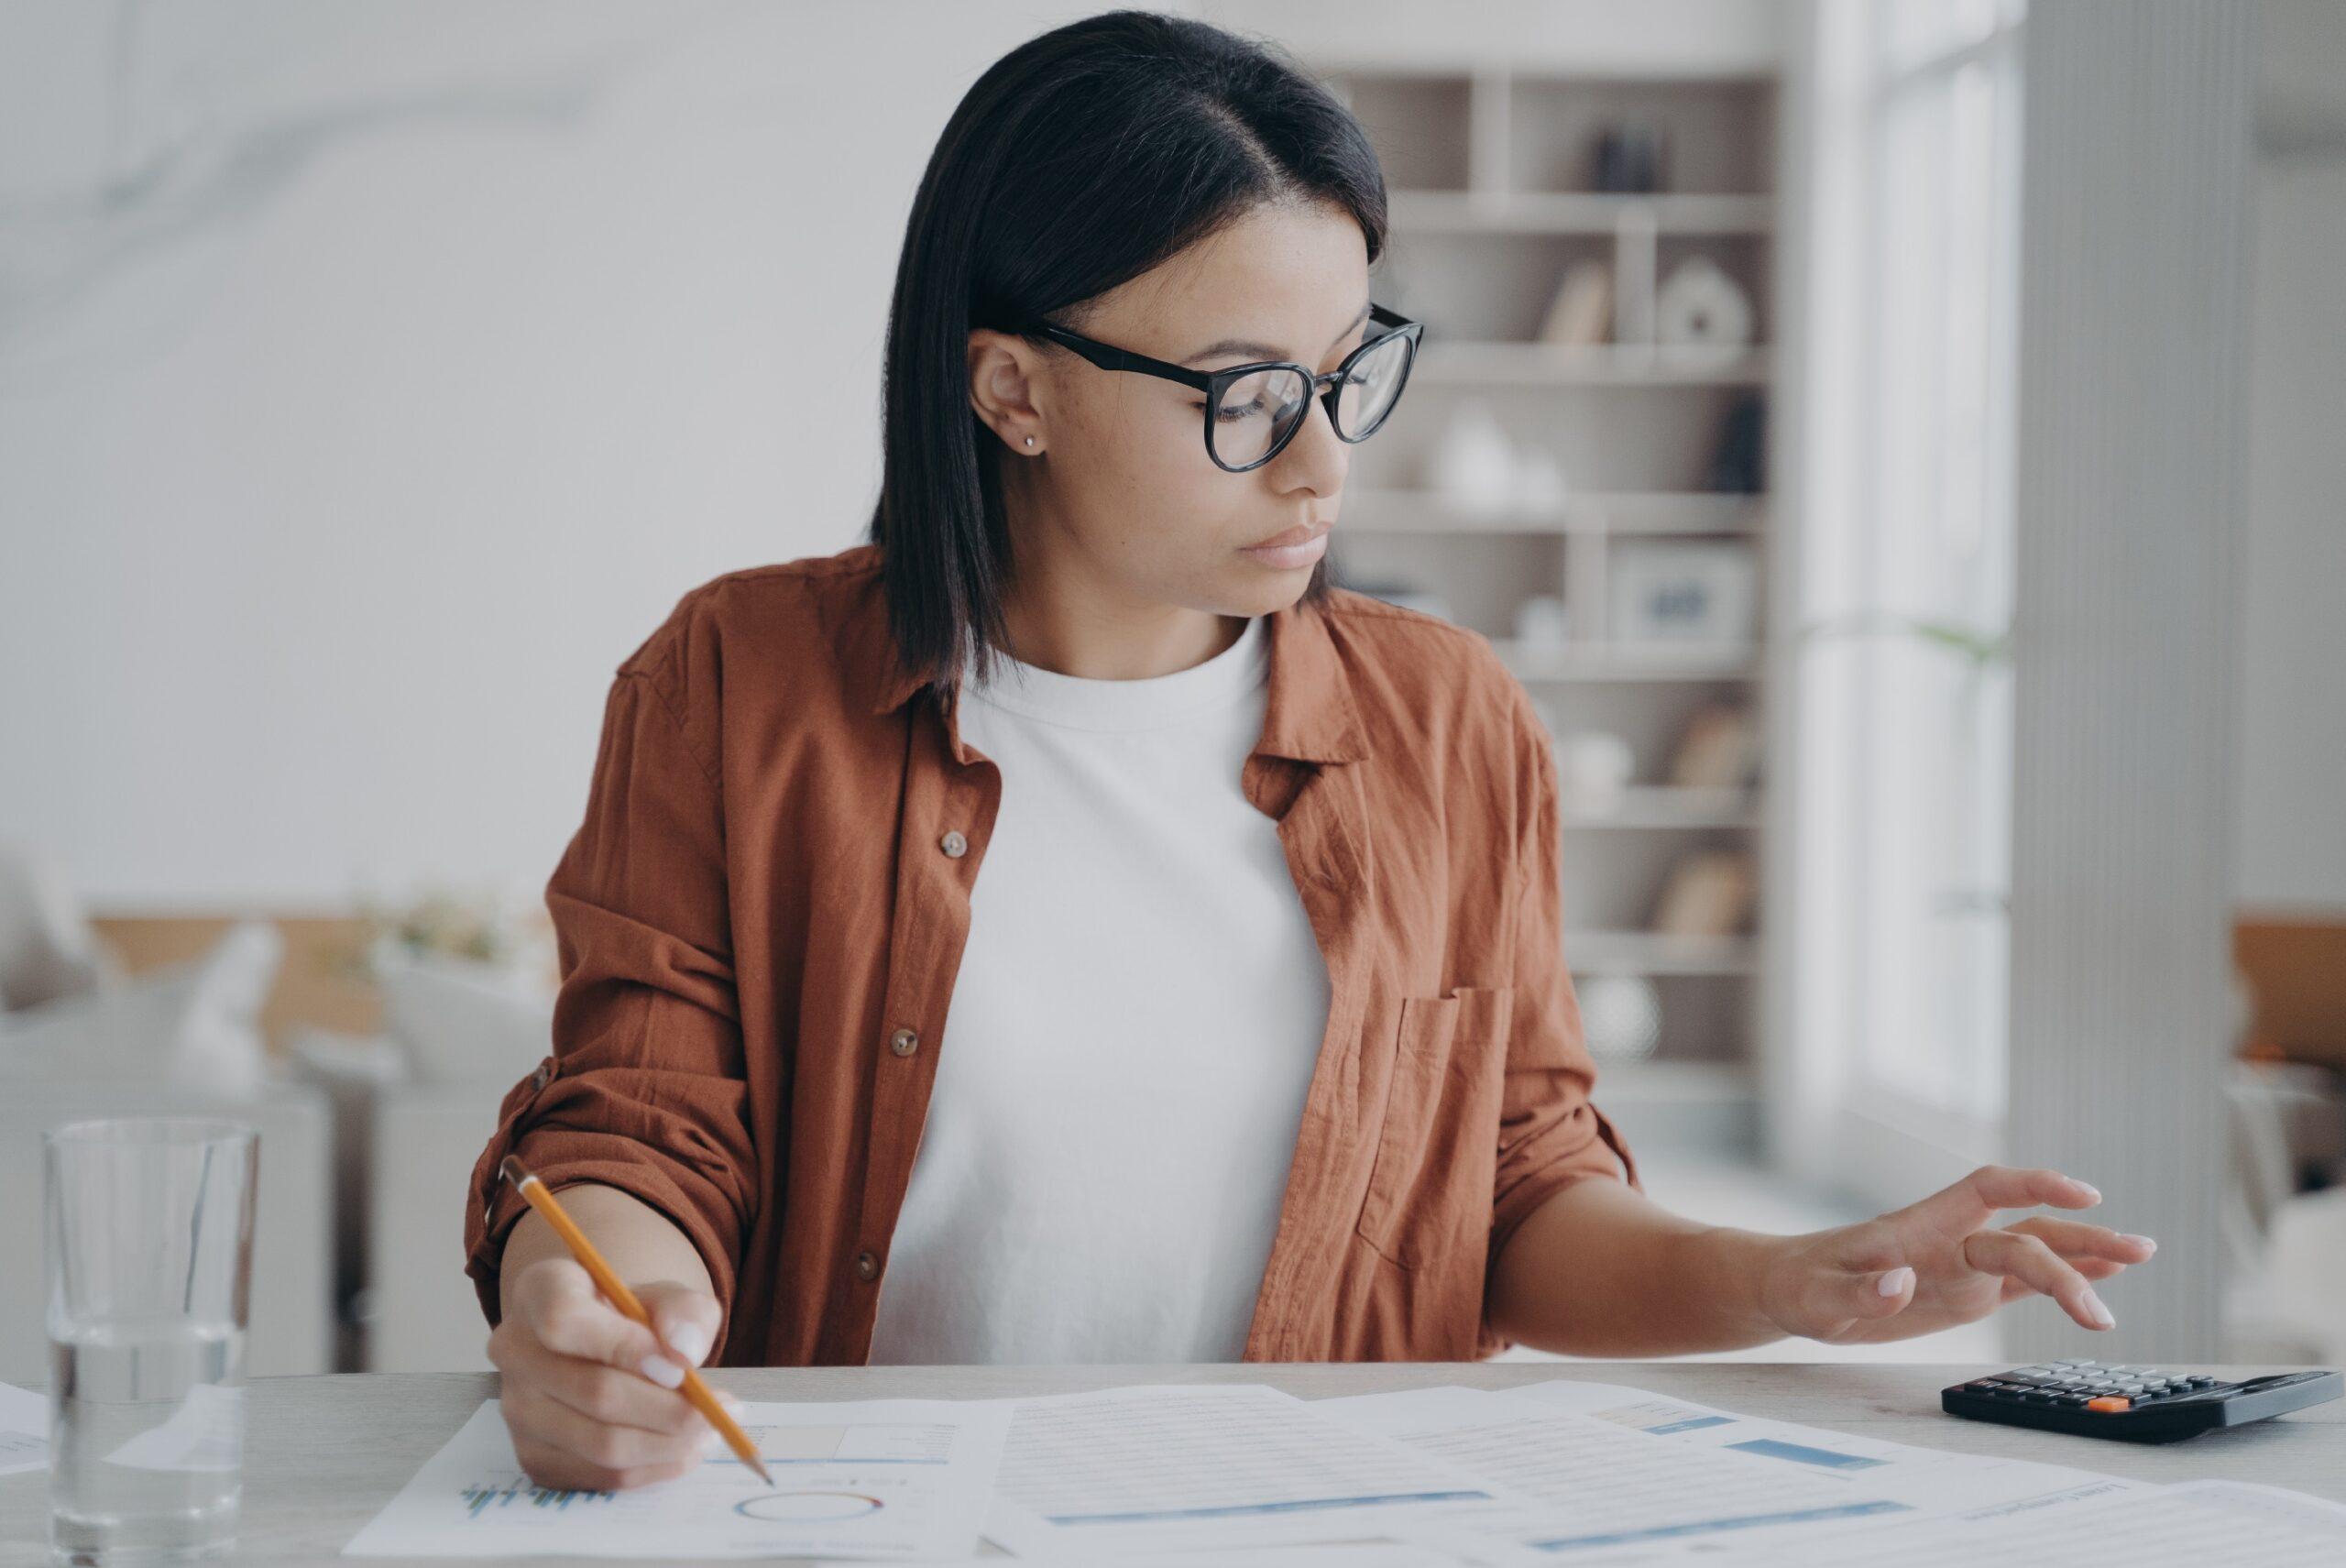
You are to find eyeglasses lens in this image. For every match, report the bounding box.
[1336,331,1412,441]
[1211,367,1313,469]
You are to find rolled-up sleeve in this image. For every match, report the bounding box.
[463,655,757,1355]
[1487,682,1643,1269]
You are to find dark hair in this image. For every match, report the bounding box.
[864,8,1388,697]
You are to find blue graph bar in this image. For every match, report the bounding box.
[1531,1497,1911,1550]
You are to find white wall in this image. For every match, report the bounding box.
[0,1,1105,907]
[2236,0,2346,910]
[12,0,2326,916]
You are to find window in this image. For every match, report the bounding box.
[1792,0,2023,1182]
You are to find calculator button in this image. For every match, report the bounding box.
[2086,1396,2132,1412]
[2055,1394,2091,1407]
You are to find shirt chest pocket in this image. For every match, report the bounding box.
[1355,984,1514,1270]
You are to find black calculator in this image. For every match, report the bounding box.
[1943,1360,2341,1442]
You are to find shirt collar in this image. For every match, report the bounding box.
[835,552,1367,765]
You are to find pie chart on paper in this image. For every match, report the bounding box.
[733,1489,884,1524]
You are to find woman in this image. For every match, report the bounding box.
[463,10,2156,1492]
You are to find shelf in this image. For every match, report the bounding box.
[1494,640,1763,682]
[1414,342,1770,386]
[1323,55,1779,1091]
[1343,490,1762,536]
[1566,930,1759,976]
[1558,785,1760,829]
[1390,188,1774,236]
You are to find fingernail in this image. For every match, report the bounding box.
[666,1321,713,1367]
[699,1426,725,1455]
[638,1353,686,1389]
[2072,1179,2102,1202]
[1878,1266,1914,1298]
[2122,1234,2156,1254]
[2083,1288,2114,1328]
[717,1390,744,1414]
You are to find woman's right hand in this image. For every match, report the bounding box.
[487,1255,740,1491]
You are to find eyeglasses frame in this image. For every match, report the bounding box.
[1018,302,1424,473]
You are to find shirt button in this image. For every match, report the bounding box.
[939,829,968,858]
[888,1027,918,1058]
[530,1060,553,1090]
[853,1249,882,1282]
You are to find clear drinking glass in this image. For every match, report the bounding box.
[43,1119,258,1566]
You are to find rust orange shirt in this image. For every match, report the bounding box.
[463,542,1641,1365]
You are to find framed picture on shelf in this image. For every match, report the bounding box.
[1608,540,1758,646]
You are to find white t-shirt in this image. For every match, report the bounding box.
[864,614,1332,1365]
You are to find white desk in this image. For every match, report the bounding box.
[3,1361,2337,1564]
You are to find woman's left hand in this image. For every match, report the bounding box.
[1752,1165,2158,1344]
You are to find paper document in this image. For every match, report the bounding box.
[104,1381,245,1471]
[343,1397,1011,1560]
[1511,1376,2144,1517]
[1320,1384,1913,1558]
[797,1550,1461,1568]
[0,1380,46,1476]
[1729,1475,2346,1565]
[980,1384,1516,1559]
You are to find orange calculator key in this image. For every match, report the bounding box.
[2085,1396,2132,1412]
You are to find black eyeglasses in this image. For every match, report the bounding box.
[1021,302,1424,473]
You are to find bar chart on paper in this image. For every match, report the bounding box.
[342,1398,1012,1560]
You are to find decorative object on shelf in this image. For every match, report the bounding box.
[1513,449,1569,510]
[325,880,556,986]
[1512,592,1572,650]
[1576,971,1663,1064]
[1423,398,1517,516]
[1667,703,1761,789]
[1591,119,1668,193]
[1653,254,1754,368]
[1609,539,1759,645]
[1707,391,1766,492]
[1556,731,1637,816]
[322,880,558,1086]
[1537,258,1613,346]
[1650,849,1758,938]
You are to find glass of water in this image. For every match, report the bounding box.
[44,1118,258,1566]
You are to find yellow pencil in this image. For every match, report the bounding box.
[500,1155,773,1486]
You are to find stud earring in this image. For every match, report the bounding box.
[1023,435,1036,449]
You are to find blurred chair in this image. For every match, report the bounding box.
[364,1081,505,1372]
[291,947,548,1371]
[0,850,333,1380]
[0,843,124,1010]
[0,1079,334,1385]
[2222,1058,2346,1362]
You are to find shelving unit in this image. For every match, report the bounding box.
[1315,59,1779,1145]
